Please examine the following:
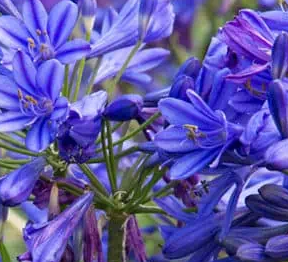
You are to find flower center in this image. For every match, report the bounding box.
[18,89,53,117]
[27,29,55,62]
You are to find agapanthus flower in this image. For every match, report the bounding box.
[0,51,69,151]
[57,91,107,163]
[155,89,243,179]
[19,192,94,262]
[0,0,91,65]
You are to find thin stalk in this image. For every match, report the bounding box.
[96,112,161,153]
[105,120,117,191]
[0,141,39,157]
[63,64,70,97]
[72,32,91,102]
[0,161,19,170]
[95,122,123,145]
[78,164,109,197]
[13,131,26,138]
[69,61,80,98]
[108,40,141,97]
[100,123,117,193]
[0,159,30,165]
[86,57,103,95]
[0,133,27,149]
[131,205,166,215]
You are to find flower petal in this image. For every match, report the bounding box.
[22,0,47,39]
[169,148,221,180]
[26,118,54,152]
[36,59,64,101]
[0,111,34,132]
[50,97,69,121]
[13,51,37,96]
[48,1,78,49]
[55,39,91,64]
[0,15,30,50]
[0,75,20,110]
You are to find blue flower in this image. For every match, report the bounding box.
[57,91,107,163]
[0,51,69,151]
[20,192,93,262]
[0,0,91,65]
[0,157,46,206]
[155,89,242,179]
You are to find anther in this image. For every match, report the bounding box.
[27,38,35,48]
[36,29,42,36]
[25,95,38,105]
[17,89,23,99]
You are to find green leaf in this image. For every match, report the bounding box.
[0,241,12,262]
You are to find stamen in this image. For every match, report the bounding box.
[184,124,206,142]
[40,44,48,53]
[25,95,38,105]
[27,37,35,48]
[17,89,23,99]
[245,79,266,97]
[36,29,42,36]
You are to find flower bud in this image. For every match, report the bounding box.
[104,94,143,121]
[272,32,288,79]
[267,80,288,138]
[237,243,272,262]
[266,235,288,259]
[138,0,157,40]
[0,157,46,207]
[169,75,194,102]
[79,0,97,32]
[175,57,201,79]
[265,139,288,171]
[259,184,288,209]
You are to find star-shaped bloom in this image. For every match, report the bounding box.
[0,0,91,65]
[0,51,69,152]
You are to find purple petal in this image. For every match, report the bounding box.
[36,59,64,101]
[26,118,53,152]
[55,39,91,64]
[13,51,37,96]
[0,75,20,110]
[22,0,47,39]
[0,111,34,132]
[169,148,221,180]
[154,126,194,153]
[0,15,30,50]
[50,97,69,121]
[48,1,78,49]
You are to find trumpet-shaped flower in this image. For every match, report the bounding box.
[0,0,91,65]
[0,51,69,151]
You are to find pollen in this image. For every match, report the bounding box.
[27,38,36,48]
[17,89,23,99]
[25,95,38,105]
[36,29,42,36]
[184,124,206,142]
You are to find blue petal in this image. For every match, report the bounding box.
[48,1,78,49]
[0,157,46,206]
[55,39,91,64]
[154,195,196,222]
[0,75,20,110]
[0,15,30,50]
[265,235,288,259]
[50,97,69,121]
[36,59,64,101]
[0,111,34,132]
[22,0,47,39]
[26,118,53,152]
[13,51,37,96]
[169,148,221,180]
[272,32,288,79]
[154,126,194,153]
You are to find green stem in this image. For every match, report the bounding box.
[95,122,123,145]
[0,141,39,157]
[0,161,19,170]
[108,40,141,97]
[97,112,161,153]
[14,131,26,138]
[108,214,127,262]
[100,123,117,193]
[88,146,139,164]
[63,64,70,97]
[72,32,91,102]
[0,159,30,165]
[69,61,80,98]
[131,205,166,214]
[86,57,103,95]
[79,164,109,197]
[105,120,117,192]
[0,133,27,149]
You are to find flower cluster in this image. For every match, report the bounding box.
[0,0,288,262]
